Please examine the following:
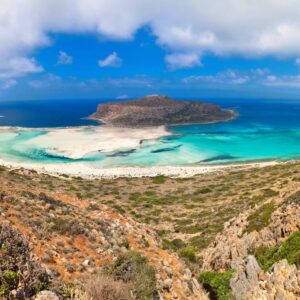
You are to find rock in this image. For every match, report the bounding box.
[41,252,54,264]
[230,255,262,300]
[183,269,192,281]
[163,266,173,277]
[56,239,64,247]
[82,259,94,267]
[163,278,173,291]
[230,256,300,300]
[201,201,300,271]
[162,259,169,267]
[34,291,59,300]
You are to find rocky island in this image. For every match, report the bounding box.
[89,95,236,127]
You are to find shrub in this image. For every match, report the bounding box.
[107,251,157,299]
[198,270,233,300]
[255,231,300,271]
[152,175,166,184]
[0,222,49,298]
[162,238,185,251]
[178,247,197,263]
[194,188,212,195]
[284,190,300,205]
[244,202,275,234]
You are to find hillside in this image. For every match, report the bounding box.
[1,162,300,299]
[89,95,236,127]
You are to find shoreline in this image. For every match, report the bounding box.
[0,158,281,179]
[87,108,237,128]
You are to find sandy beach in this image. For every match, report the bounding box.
[0,157,279,178]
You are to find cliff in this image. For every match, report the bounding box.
[89,95,236,127]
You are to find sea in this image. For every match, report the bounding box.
[0,98,300,167]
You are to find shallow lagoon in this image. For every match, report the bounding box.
[0,98,300,168]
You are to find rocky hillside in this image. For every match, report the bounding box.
[200,187,300,299]
[89,95,236,127]
[2,163,300,299]
[0,187,208,299]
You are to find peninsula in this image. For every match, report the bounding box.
[89,95,236,127]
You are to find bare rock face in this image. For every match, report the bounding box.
[201,196,300,271]
[231,256,300,300]
[230,255,262,300]
[89,95,236,127]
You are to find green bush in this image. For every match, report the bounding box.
[108,251,157,299]
[198,270,233,300]
[244,202,275,234]
[152,175,166,184]
[284,190,300,205]
[178,247,197,262]
[255,231,300,271]
[194,187,212,195]
[162,238,185,251]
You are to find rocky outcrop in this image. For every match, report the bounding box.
[89,95,236,127]
[231,256,300,300]
[34,291,59,300]
[199,188,300,300]
[201,192,300,271]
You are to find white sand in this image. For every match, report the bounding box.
[0,158,279,178]
[4,125,171,159]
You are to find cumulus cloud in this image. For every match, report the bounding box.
[165,53,201,70]
[2,0,300,75]
[0,57,43,79]
[98,52,122,67]
[57,51,73,65]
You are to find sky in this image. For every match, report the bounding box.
[3,1,300,100]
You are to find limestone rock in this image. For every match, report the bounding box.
[34,291,59,300]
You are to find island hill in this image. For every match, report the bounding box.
[89,95,236,127]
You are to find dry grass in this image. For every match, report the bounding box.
[73,275,132,300]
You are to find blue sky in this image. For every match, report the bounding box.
[2,1,300,101]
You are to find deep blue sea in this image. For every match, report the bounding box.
[0,98,300,167]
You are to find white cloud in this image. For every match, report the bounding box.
[296,58,300,66]
[28,74,61,89]
[116,94,129,99]
[183,69,270,85]
[57,51,73,64]
[263,75,300,87]
[165,53,201,70]
[0,57,43,79]
[98,52,122,67]
[2,0,300,74]
[1,79,17,90]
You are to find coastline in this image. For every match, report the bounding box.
[0,158,280,179]
[87,108,237,128]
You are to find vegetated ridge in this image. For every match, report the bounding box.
[1,161,300,299]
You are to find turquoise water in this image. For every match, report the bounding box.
[1,99,300,167]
